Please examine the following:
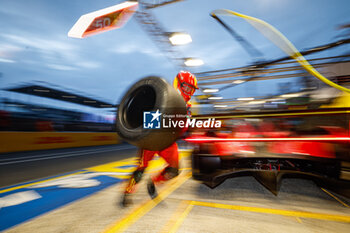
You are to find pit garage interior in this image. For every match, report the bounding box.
[0,0,350,232]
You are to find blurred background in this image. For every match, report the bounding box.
[0,0,349,152]
[1,2,350,232]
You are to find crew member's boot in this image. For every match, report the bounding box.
[121,193,132,207]
[147,179,158,199]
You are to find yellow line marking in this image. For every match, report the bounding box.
[296,217,303,223]
[88,150,191,174]
[191,201,350,223]
[102,172,191,233]
[1,156,141,194]
[1,150,190,194]
[0,171,86,194]
[86,157,139,172]
[321,188,350,208]
[167,202,194,233]
[160,200,194,233]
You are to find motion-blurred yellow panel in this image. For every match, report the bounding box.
[321,92,350,108]
[0,132,120,153]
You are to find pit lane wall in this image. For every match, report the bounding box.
[0,132,120,153]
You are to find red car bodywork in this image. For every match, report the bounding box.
[187,109,350,197]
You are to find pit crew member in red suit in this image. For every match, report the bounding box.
[122,71,198,207]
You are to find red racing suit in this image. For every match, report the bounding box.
[124,102,191,194]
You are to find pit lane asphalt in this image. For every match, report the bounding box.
[2,146,350,233]
[0,144,137,188]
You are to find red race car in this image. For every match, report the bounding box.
[187,108,350,197]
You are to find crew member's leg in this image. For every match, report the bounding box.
[147,143,179,198]
[122,149,155,206]
[154,143,179,182]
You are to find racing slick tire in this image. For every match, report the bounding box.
[116,76,187,151]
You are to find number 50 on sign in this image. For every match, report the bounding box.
[68,1,138,38]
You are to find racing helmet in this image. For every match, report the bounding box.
[173,71,198,101]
